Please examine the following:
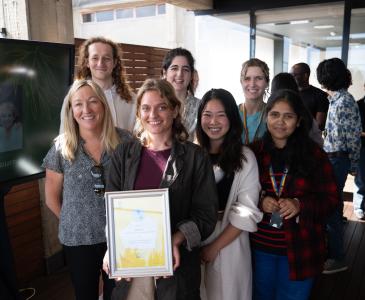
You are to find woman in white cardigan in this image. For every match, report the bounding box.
[196,88,263,300]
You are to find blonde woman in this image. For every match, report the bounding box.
[239,58,270,144]
[43,79,132,300]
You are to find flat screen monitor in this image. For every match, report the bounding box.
[0,38,74,185]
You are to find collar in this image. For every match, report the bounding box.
[328,89,347,103]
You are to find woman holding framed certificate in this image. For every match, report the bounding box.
[196,89,263,300]
[104,78,218,300]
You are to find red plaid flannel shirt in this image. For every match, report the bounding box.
[250,141,339,280]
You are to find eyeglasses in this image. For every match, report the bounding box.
[90,165,105,195]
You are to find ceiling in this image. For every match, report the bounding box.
[212,3,365,49]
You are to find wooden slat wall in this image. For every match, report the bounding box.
[74,38,170,91]
[4,181,44,284]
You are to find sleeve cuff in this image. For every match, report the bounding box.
[177,221,201,251]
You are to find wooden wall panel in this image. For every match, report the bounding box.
[4,181,44,284]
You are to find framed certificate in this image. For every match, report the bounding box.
[105,188,173,278]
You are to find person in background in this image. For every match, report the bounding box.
[162,48,201,141]
[43,80,132,300]
[270,72,323,147]
[75,37,136,132]
[353,82,365,220]
[0,101,23,152]
[239,58,270,144]
[250,89,338,300]
[317,58,361,274]
[197,88,262,300]
[290,62,329,131]
[103,78,218,300]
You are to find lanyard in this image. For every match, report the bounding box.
[241,103,265,144]
[269,165,289,198]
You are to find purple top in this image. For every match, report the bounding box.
[134,147,171,189]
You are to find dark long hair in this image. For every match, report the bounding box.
[263,89,316,177]
[196,88,245,174]
[161,47,195,95]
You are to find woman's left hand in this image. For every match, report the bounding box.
[200,243,219,263]
[278,198,300,220]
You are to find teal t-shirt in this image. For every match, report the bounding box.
[239,110,267,144]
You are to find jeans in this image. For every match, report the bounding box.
[252,250,314,300]
[353,146,365,212]
[326,155,350,260]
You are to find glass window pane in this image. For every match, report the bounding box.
[96,10,114,22]
[116,8,134,19]
[256,3,344,88]
[348,8,365,99]
[136,5,156,18]
[82,13,94,23]
[157,4,166,15]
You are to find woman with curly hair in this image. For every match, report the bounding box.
[103,78,218,300]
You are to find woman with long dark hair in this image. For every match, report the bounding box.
[197,88,262,300]
[250,89,338,300]
[162,48,200,140]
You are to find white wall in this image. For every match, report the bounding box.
[0,0,29,39]
[73,4,194,49]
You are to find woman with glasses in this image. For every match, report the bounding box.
[249,89,338,300]
[162,48,201,141]
[42,79,132,300]
[104,78,218,300]
[239,58,270,144]
[196,88,262,300]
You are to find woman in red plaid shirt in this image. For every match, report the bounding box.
[250,89,339,300]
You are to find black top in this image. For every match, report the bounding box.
[209,153,234,211]
[299,85,329,118]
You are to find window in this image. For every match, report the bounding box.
[96,10,114,22]
[116,8,134,19]
[82,13,95,23]
[157,4,166,15]
[136,5,156,18]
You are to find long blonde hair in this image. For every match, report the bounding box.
[57,79,120,161]
[135,79,188,145]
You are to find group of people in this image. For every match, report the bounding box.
[41,36,364,300]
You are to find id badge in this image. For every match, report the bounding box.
[269,211,283,229]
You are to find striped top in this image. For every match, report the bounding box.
[251,155,287,255]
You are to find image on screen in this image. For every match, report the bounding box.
[0,39,74,184]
